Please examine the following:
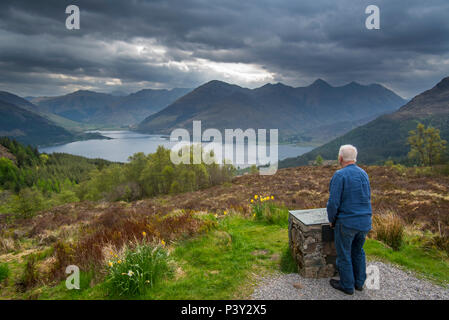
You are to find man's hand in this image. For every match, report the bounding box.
[330,222,335,229]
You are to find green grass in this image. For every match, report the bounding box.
[365,238,449,286]
[34,215,289,300]
[0,263,10,282]
[37,271,105,300]
[5,214,448,299]
[145,216,289,299]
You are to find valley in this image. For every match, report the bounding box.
[1,77,448,301]
[1,0,448,304]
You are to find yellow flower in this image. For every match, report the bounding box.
[224,210,227,215]
[254,195,258,199]
[271,196,274,200]
[109,251,114,256]
[117,260,122,264]
[253,213,256,217]
[214,214,218,218]
[250,199,254,203]
[108,261,113,267]
[142,231,147,237]
[161,240,166,246]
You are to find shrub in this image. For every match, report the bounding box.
[372,212,404,251]
[428,235,449,254]
[0,263,9,283]
[16,254,39,291]
[391,164,407,176]
[105,240,173,297]
[12,188,44,218]
[413,166,434,177]
[56,189,80,204]
[50,241,75,281]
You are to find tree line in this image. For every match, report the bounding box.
[0,138,235,217]
[77,146,235,202]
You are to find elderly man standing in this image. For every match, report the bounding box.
[326,145,372,295]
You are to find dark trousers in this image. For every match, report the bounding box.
[334,220,368,291]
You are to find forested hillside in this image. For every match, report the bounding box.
[0,138,235,217]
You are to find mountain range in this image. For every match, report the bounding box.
[31,88,191,126]
[137,79,406,143]
[280,77,449,167]
[0,79,411,151]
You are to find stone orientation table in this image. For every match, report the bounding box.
[288,208,337,278]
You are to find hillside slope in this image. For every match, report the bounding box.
[137,79,406,143]
[0,91,87,131]
[1,164,448,299]
[0,91,40,112]
[0,101,74,146]
[280,77,449,166]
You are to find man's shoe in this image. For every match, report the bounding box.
[329,279,354,295]
[355,285,363,292]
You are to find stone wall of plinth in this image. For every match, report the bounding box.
[288,214,337,278]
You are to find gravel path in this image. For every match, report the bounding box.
[251,261,449,300]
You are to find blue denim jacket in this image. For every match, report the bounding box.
[326,164,372,232]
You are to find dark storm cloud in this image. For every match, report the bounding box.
[0,0,448,97]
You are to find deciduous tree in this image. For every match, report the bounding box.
[408,123,447,166]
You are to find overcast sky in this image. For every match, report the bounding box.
[0,0,448,98]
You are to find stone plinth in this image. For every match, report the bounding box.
[288,208,337,278]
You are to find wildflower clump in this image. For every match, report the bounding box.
[106,239,172,297]
[250,194,288,226]
[251,194,275,220]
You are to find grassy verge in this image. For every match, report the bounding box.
[34,215,290,299]
[4,212,448,299]
[146,216,289,299]
[365,238,449,286]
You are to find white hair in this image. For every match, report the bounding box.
[338,144,358,162]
